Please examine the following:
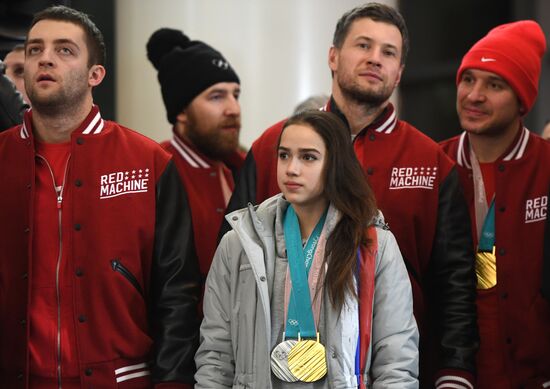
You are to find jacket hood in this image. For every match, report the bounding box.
[225,194,286,258]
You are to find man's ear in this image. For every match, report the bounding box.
[394,64,405,87]
[176,111,188,125]
[88,64,106,87]
[328,46,339,73]
[518,96,526,116]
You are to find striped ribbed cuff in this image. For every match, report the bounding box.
[435,370,475,389]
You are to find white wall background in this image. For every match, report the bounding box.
[115,0,395,147]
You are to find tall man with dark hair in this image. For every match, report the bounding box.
[147,28,244,302]
[0,6,200,388]
[441,20,550,388]
[223,3,478,387]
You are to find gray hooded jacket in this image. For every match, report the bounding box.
[195,194,418,388]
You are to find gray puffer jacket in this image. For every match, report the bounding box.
[195,194,418,388]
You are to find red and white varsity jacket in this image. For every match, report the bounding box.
[162,133,244,283]
[441,129,550,388]
[0,106,200,388]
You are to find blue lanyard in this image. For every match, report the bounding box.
[478,199,495,251]
[283,205,326,339]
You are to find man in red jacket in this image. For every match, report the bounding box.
[147,28,245,293]
[222,3,478,388]
[0,5,200,388]
[441,20,550,388]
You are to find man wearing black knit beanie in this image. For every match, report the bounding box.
[147,28,244,307]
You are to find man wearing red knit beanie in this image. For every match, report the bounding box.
[441,20,550,388]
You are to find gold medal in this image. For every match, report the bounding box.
[476,246,497,289]
[288,333,327,382]
[270,339,299,382]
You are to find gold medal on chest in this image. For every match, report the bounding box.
[270,339,299,382]
[476,246,497,290]
[287,333,327,382]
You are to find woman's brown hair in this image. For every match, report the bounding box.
[279,110,377,310]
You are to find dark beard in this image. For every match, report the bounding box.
[340,82,391,108]
[26,64,91,117]
[30,93,85,117]
[27,78,88,118]
[186,124,239,161]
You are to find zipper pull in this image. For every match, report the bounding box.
[56,186,63,209]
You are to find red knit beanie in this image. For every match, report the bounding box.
[457,20,547,114]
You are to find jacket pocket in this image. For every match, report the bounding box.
[111,259,144,298]
[82,358,151,389]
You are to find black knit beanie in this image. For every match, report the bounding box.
[146,28,240,125]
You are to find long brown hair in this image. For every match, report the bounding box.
[279,110,377,310]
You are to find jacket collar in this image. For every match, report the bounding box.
[170,131,212,169]
[170,130,245,171]
[231,194,343,261]
[325,97,398,135]
[20,105,104,140]
[456,126,530,169]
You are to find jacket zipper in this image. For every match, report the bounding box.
[37,154,71,389]
[111,260,144,298]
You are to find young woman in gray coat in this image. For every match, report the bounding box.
[195,111,419,388]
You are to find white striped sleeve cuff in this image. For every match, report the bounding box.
[435,375,474,389]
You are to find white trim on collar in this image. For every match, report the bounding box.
[82,110,104,134]
[170,136,210,169]
[20,123,29,139]
[457,132,471,169]
[456,127,530,168]
[93,119,105,134]
[375,109,397,134]
[19,107,104,139]
[503,127,529,161]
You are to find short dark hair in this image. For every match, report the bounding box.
[29,5,106,67]
[333,2,409,65]
[279,110,377,311]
